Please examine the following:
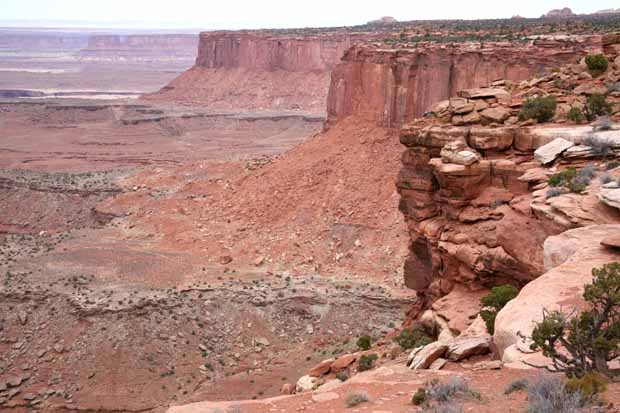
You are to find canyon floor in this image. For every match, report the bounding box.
[0,99,415,412]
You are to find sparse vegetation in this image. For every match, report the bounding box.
[584,135,613,158]
[606,160,620,170]
[565,373,608,404]
[357,354,378,372]
[518,96,557,123]
[567,107,585,124]
[548,165,597,194]
[479,285,519,334]
[585,94,612,121]
[394,327,434,350]
[600,173,613,184]
[545,187,565,199]
[504,378,529,394]
[530,263,620,378]
[412,387,427,405]
[526,375,583,413]
[585,54,609,77]
[345,392,369,407]
[356,335,372,351]
[413,378,479,411]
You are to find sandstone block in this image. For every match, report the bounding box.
[534,138,574,164]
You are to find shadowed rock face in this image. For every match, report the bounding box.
[326,37,605,128]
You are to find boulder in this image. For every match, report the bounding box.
[469,127,514,151]
[494,225,620,365]
[446,336,491,361]
[601,235,620,249]
[573,83,608,96]
[599,187,620,209]
[518,168,552,183]
[409,342,448,370]
[296,375,319,393]
[452,110,481,126]
[308,358,334,377]
[331,354,356,372]
[534,138,574,164]
[280,383,295,395]
[458,88,511,103]
[440,141,481,166]
[429,358,448,370]
[480,107,511,124]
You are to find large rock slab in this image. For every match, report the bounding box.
[534,138,574,164]
[599,187,620,210]
[446,336,491,361]
[494,224,620,366]
[408,342,448,370]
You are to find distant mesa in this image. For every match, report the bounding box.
[511,15,525,19]
[543,7,574,18]
[595,8,620,14]
[367,16,398,25]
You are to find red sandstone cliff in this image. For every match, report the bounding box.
[326,37,606,128]
[143,31,374,113]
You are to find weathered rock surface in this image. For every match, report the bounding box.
[409,342,448,370]
[534,138,574,165]
[327,37,602,128]
[599,187,620,209]
[494,224,620,366]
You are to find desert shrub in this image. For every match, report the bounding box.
[549,168,577,187]
[565,372,608,403]
[527,375,583,413]
[412,387,427,405]
[356,335,372,351]
[357,354,378,372]
[583,135,613,158]
[548,165,597,194]
[504,378,529,394]
[608,82,620,94]
[479,285,519,334]
[530,263,620,378]
[585,94,612,121]
[585,54,609,77]
[426,377,480,403]
[600,173,614,184]
[567,107,585,124]
[336,369,350,382]
[519,96,557,123]
[345,392,369,407]
[605,160,620,170]
[394,327,434,350]
[596,118,613,132]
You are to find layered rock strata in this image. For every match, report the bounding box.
[327,35,615,128]
[397,42,620,310]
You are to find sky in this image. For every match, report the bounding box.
[1,0,618,30]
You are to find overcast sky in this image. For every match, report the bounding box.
[1,0,618,29]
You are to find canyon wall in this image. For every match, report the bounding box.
[326,36,607,128]
[195,31,368,72]
[143,31,375,113]
[396,39,620,312]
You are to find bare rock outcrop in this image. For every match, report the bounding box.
[327,36,606,128]
[494,224,620,366]
[397,41,620,308]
